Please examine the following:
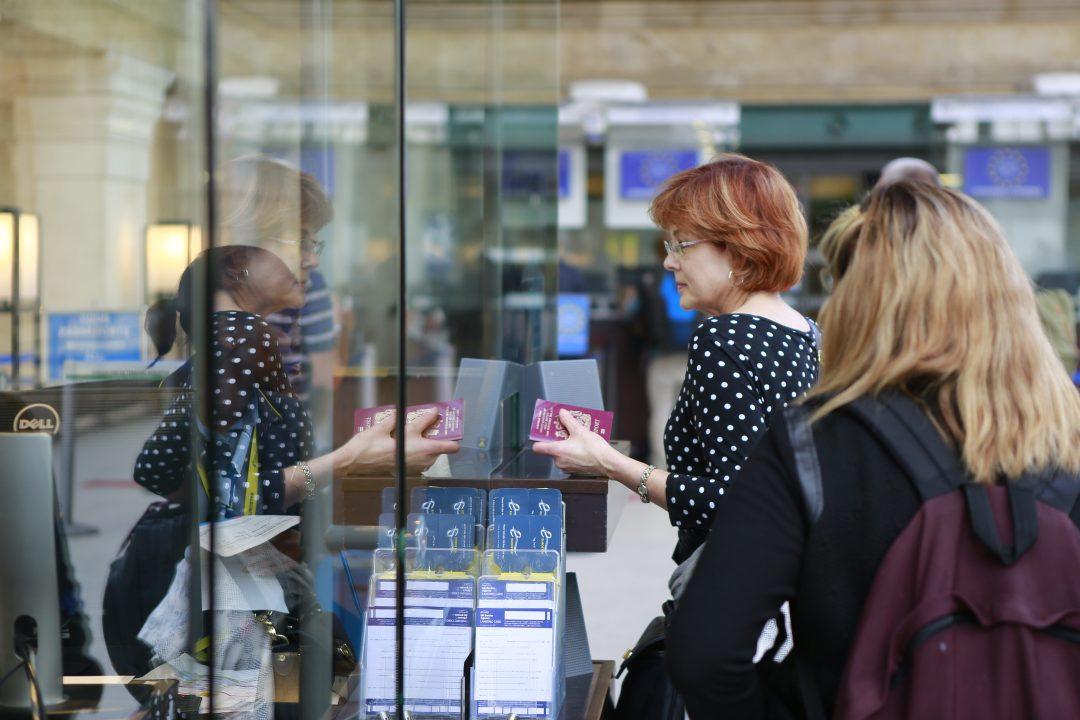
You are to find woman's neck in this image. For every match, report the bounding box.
[213,291,260,316]
[730,292,809,332]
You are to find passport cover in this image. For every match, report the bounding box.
[528,399,613,442]
[354,399,465,440]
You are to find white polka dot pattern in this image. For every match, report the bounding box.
[664,313,819,539]
[133,310,314,517]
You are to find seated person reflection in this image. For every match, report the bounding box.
[139,246,458,514]
[131,245,459,714]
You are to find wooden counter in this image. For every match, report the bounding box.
[334,474,627,553]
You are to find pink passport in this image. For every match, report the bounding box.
[353,399,465,441]
[529,399,613,442]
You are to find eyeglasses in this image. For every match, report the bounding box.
[274,230,325,256]
[663,237,707,257]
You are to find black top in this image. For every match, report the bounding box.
[133,310,314,518]
[664,313,819,560]
[665,406,1080,720]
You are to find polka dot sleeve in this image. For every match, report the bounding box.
[133,393,193,498]
[665,334,767,531]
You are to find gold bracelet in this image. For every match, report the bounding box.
[637,465,656,504]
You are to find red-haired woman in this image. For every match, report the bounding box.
[535,153,819,562]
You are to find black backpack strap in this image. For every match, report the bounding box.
[783,401,829,719]
[1023,467,1080,517]
[846,392,967,501]
[962,484,1039,566]
[784,403,824,525]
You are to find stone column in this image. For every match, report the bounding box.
[11,52,174,311]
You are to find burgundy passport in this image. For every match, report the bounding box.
[529,399,613,442]
[353,399,465,441]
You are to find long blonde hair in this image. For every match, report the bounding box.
[809,181,1080,483]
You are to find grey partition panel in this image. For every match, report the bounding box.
[451,358,523,451]
[519,359,604,445]
[0,433,65,709]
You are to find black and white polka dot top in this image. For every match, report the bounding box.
[133,310,315,518]
[664,313,819,562]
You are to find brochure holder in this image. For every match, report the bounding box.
[470,520,566,719]
[359,537,483,718]
[358,493,569,720]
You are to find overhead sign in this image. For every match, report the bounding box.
[47,311,142,380]
[606,103,741,127]
[501,150,557,200]
[619,150,699,201]
[931,98,1072,124]
[963,146,1051,200]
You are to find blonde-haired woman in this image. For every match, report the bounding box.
[665,181,1080,718]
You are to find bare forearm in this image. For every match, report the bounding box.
[282,448,342,506]
[599,447,670,509]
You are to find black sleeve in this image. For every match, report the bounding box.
[666,326,769,531]
[666,412,808,720]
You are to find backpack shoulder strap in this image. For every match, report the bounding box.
[1023,467,1080,517]
[845,392,967,501]
[784,403,825,525]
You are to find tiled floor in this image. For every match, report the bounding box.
[566,493,678,697]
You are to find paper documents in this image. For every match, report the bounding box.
[199,515,299,557]
[362,577,475,716]
[473,578,557,718]
[201,546,292,613]
[141,653,260,714]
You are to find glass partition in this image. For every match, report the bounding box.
[0,1,564,719]
[0,1,210,716]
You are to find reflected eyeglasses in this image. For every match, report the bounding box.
[275,231,325,256]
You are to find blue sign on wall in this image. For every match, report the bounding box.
[557,294,591,358]
[48,312,142,380]
[620,150,699,201]
[558,150,571,200]
[502,150,556,199]
[963,146,1051,200]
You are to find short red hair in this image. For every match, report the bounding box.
[649,153,807,293]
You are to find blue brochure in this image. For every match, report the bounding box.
[491,514,562,574]
[411,486,486,526]
[377,512,426,550]
[490,488,563,521]
[380,487,398,515]
[412,513,476,573]
[489,488,531,519]
[529,489,562,519]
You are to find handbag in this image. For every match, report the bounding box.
[613,614,685,720]
[614,542,704,720]
[103,500,191,679]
